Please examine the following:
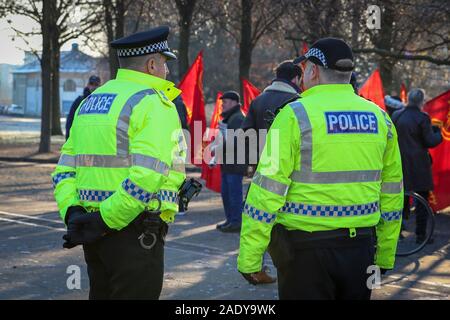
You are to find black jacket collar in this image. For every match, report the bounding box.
[221,104,242,122]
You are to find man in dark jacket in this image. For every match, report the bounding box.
[392,88,443,243]
[215,91,247,233]
[65,75,101,140]
[241,61,301,163]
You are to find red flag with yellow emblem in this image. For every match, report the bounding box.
[423,90,450,211]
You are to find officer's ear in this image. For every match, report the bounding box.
[312,63,320,81]
[146,57,156,75]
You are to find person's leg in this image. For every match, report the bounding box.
[332,237,375,300]
[277,248,336,299]
[83,243,110,300]
[415,191,430,238]
[227,174,243,226]
[98,222,166,299]
[268,225,335,299]
[220,172,231,224]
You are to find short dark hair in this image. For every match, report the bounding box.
[408,88,425,106]
[275,60,302,81]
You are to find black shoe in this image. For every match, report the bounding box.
[216,221,230,230]
[416,235,434,244]
[220,223,241,233]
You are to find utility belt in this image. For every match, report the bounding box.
[268,224,376,269]
[284,225,375,243]
[273,224,375,249]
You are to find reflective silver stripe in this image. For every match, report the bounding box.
[243,203,276,223]
[78,189,114,202]
[381,181,403,194]
[116,89,157,156]
[171,162,186,173]
[76,154,130,168]
[132,154,169,176]
[381,111,393,139]
[58,154,76,167]
[291,170,382,184]
[290,101,313,171]
[280,201,379,217]
[289,101,382,184]
[252,172,289,197]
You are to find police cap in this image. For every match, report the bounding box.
[110,26,177,60]
[294,38,354,72]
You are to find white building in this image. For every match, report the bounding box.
[0,64,16,105]
[12,43,108,116]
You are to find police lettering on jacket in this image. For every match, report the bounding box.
[325,111,378,134]
[78,94,117,115]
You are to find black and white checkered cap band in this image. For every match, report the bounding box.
[117,40,169,57]
[305,48,328,68]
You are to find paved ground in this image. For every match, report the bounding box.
[0,117,450,300]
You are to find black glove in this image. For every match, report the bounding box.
[65,206,87,225]
[63,206,87,249]
[240,272,259,285]
[380,268,390,275]
[63,212,112,249]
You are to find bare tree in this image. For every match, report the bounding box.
[175,0,198,78]
[201,0,286,95]
[1,0,102,151]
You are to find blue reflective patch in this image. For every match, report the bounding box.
[325,111,378,134]
[78,94,117,115]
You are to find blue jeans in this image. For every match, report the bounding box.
[221,172,244,225]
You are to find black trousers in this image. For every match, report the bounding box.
[83,217,167,300]
[268,224,375,300]
[403,191,429,237]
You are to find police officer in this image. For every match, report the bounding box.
[238,38,403,300]
[52,26,186,299]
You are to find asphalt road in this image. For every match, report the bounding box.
[0,160,449,300]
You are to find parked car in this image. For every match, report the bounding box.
[6,104,24,116]
[0,105,7,114]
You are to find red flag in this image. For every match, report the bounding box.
[358,69,386,110]
[242,78,261,115]
[201,92,223,192]
[301,41,309,55]
[178,51,206,166]
[423,90,450,211]
[400,83,407,103]
[298,42,309,92]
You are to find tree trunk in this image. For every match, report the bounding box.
[39,0,55,153]
[373,0,395,93]
[176,0,196,80]
[51,40,62,136]
[104,0,125,79]
[104,0,118,79]
[239,0,253,97]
